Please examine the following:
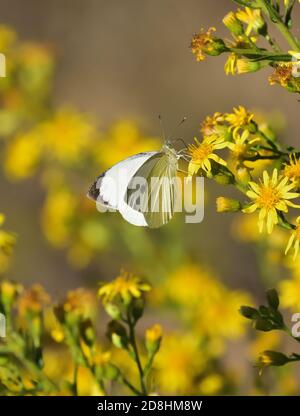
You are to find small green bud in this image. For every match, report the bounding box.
[239,306,259,320]
[80,318,96,346]
[254,317,273,332]
[131,298,145,323]
[216,197,241,213]
[258,350,289,367]
[107,320,128,349]
[237,59,263,74]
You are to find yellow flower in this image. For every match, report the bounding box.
[236,7,265,36]
[284,154,300,187]
[42,188,77,247]
[98,270,151,305]
[156,333,205,394]
[224,53,238,75]
[187,136,228,175]
[227,129,259,164]
[285,217,300,260]
[198,374,223,395]
[200,112,224,136]
[40,109,96,164]
[225,106,254,130]
[243,169,300,233]
[4,130,42,180]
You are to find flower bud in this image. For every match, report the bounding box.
[239,306,259,320]
[237,59,263,74]
[80,318,96,346]
[216,197,241,213]
[107,320,128,349]
[104,303,121,320]
[258,351,289,368]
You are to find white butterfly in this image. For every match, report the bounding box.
[87,143,182,228]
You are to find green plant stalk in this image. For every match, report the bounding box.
[229,48,291,61]
[256,0,300,51]
[127,309,147,395]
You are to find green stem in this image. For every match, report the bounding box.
[257,0,300,51]
[127,309,147,395]
[229,48,291,61]
[72,363,78,396]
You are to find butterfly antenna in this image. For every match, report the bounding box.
[158,114,166,142]
[165,116,188,147]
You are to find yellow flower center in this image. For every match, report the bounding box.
[257,185,280,210]
[189,142,213,162]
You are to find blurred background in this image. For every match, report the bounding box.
[1,0,300,395]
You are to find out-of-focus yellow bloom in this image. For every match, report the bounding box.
[98,271,151,305]
[18,284,50,316]
[44,308,64,343]
[284,154,300,187]
[243,169,300,233]
[63,288,97,320]
[279,275,300,310]
[165,265,222,307]
[225,106,254,130]
[0,25,17,52]
[285,217,300,260]
[40,110,96,164]
[95,121,160,170]
[0,280,23,306]
[4,130,42,179]
[187,136,228,175]
[198,374,223,395]
[164,265,250,340]
[249,331,281,359]
[156,333,205,394]
[42,188,77,247]
[236,7,265,36]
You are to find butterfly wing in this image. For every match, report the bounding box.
[87,152,157,226]
[126,152,178,228]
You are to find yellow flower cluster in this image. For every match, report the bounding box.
[192,2,300,93]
